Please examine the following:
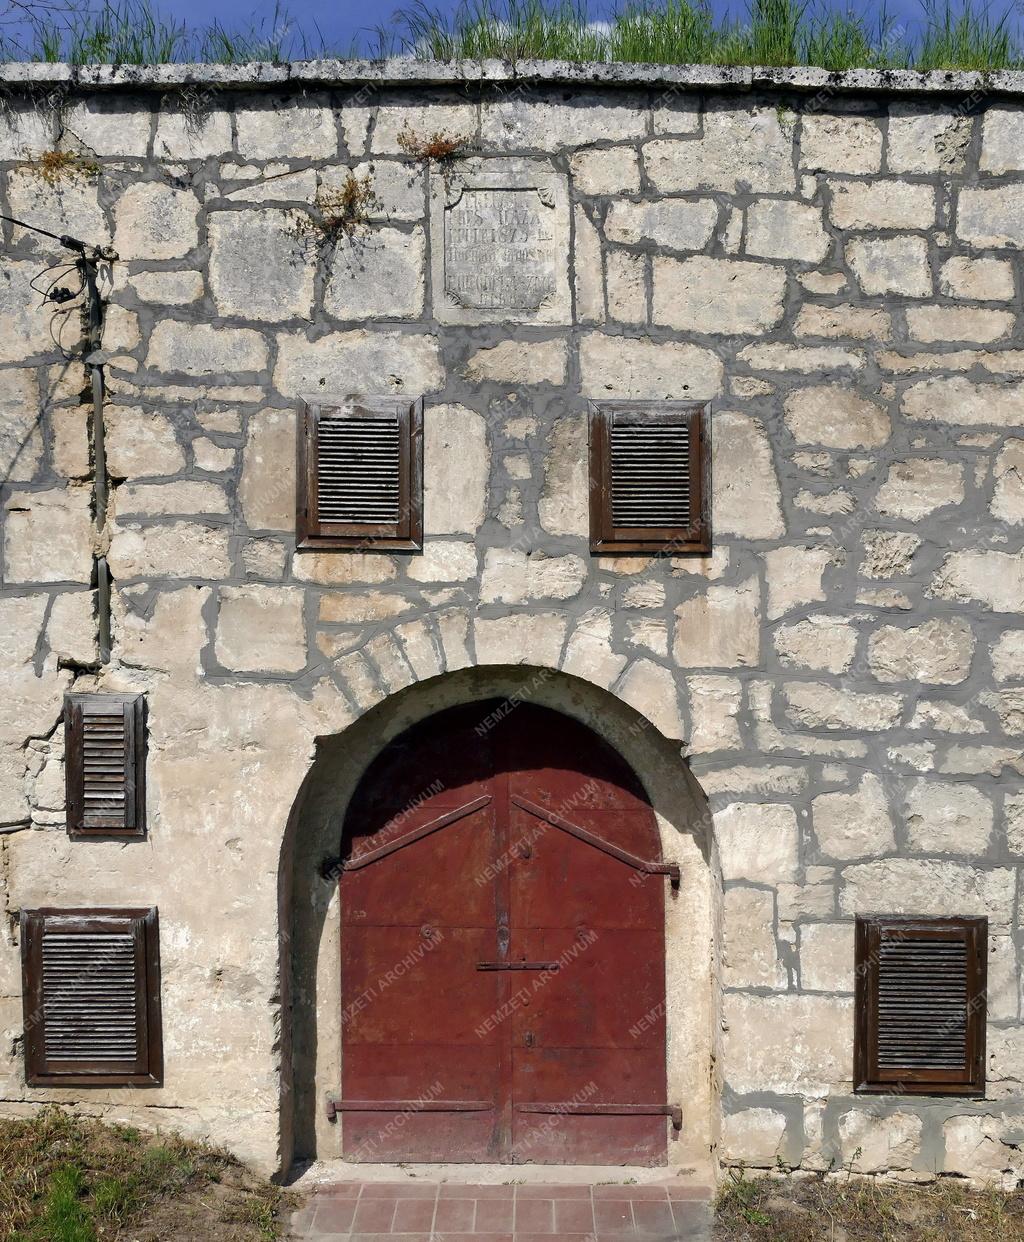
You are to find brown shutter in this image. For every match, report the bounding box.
[589,400,710,554]
[21,907,162,1086]
[855,916,986,1097]
[297,397,423,550]
[65,693,146,838]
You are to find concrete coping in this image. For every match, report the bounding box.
[1,57,1024,98]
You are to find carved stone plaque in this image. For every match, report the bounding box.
[431,159,570,325]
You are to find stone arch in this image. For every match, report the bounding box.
[277,662,716,1175]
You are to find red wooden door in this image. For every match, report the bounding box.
[339,701,669,1164]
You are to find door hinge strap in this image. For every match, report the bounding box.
[518,1101,683,1131]
[325,1095,493,1121]
[337,795,493,873]
[477,961,560,971]
[511,795,681,888]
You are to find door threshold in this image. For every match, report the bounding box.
[289,1159,712,1191]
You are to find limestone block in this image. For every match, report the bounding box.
[147,322,267,377]
[801,114,881,173]
[902,377,1024,428]
[653,256,786,334]
[784,386,889,449]
[909,700,983,735]
[982,687,1024,736]
[828,180,935,230]
[372,100,477,154]
[235,97,338,159]
[65,96,151,156]
[481,95,645,150]
[604,199,719,250]
[391,618,442,682]
[238,408,296,532]
[537,414,588,538]
[699,764,808,797]
[840,859,1014,928]
[846,236,931,297]
[113,182,200,261]
[800,923,854,992]
[209,209,314,321]
[958,185,1024,247]
[687,675,742,751]
[6,171,110,251]
[931,550,1024,613]
[580,333,724,399]
[105,406,185,478]
[908,307,1014,345]
[813,773,896,861]
[994,439,1024,524]
[939,257,1015,302]
[0,596,48,667]
[944,1115,1024,1182]
[720,1108,787,1166]
[606,250,646,324]
[292,551,396,585]
[116,586,209,675]
[993,632,1024,682]
[423,404,487,535]
[274,329,443,398]
[325,226,425,320]
[574,206,604,324]
[860,531,920,579]
[155,106,233,158]
[464,339,566,386]
[480,548,586,604]
[107,521,232,580]
[645,103,795,193]
[42,591,96,666]
[0,370,41,482]
[569,147,641,195]
[128,270,205,306]
[0,261,61,363]
[724,993,853,1095]
[673,578,761,669]
[319,161,424,223]
[784,682,903,732]
[888,104,971,173]
[903,779,994,854]
[723,887,787,989]
[615,658,683,739]
[838,1110,922,1174]
[0,101,55,159]
[560,610,627,690]
[320,592,414,624]
[1008,794,1024,855]
[404,541,477,584]
[473,613,568,670]
[715,802,799,884]
[746,199,829,263]
[738,343,863,372]
[981,106,1024,173]
[3,487,92,584]
[875,459,964,519]
[115,480,227,517]
[774,616,858,674]
[869,618,975,686]
[712,413,785,539]
[793,304,891,341]
[764,546,838,619]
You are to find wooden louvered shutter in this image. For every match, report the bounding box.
[297,397,423,550]
[589,400,710,554]
[65,693,146,838]
[855,916,986,1097]
[21,907,162,1086]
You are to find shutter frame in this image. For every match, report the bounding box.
[21,907,163,1087]
[296,397,424,551]
[64,693,146,839]
[588,400,711,554]
[854,915,987,1097]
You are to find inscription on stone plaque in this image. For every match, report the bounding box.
[444,187,557,312]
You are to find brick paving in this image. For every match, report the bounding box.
[288,1181,713,1240]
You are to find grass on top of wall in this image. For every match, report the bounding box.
[1,0,1023,70]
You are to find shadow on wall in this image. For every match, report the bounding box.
[275,663,715,1174]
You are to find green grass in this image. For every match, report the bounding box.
[0,0,1021,69]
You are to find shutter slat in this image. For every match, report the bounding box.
[81,708,128,828]
[41,930,140,1064]
[316,413,402,526]
[609,421,693,530]
[66,695,145,837]
[876,934,969,1072]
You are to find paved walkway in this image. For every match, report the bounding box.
[287,1181,713,1240]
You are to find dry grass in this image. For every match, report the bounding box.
[33,151,101,185]
[0,1107,294,1242]
[397,122,475,163]
[292,173,382,248]
[715,1170,1024,1241]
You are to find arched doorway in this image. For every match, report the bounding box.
[336,699,674,1165]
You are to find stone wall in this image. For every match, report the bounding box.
[1,63,1023,1182]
